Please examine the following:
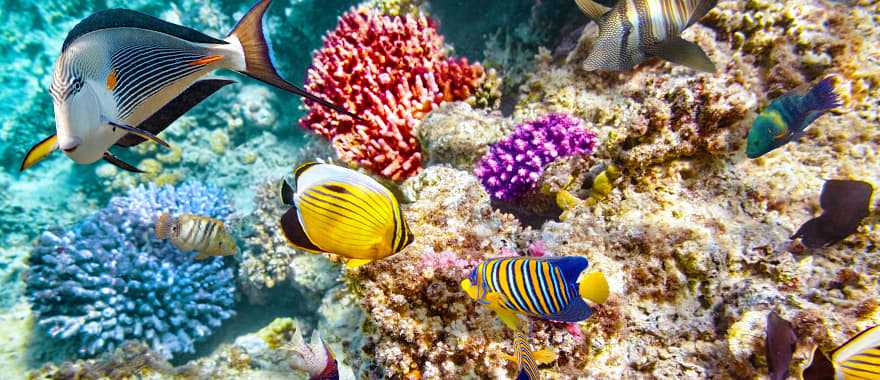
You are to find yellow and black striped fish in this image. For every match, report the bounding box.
[804,324,880,380]
[501,332,557,380]
[155,213,237,260]
[278,162,414,269]
[575,0,717,72]
[20,0,359,173]
[460,256,609,331]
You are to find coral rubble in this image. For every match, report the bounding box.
[26,183,237,359]
[300,6,485,181]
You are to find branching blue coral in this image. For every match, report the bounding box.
[26,182,237,359]
[475,113,597,200]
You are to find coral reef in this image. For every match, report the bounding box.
[300,6,485,181]
[26,183,237,359]
[416,102,512,170]
[475,113,598,201]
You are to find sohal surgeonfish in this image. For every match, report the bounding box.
[746,77,842,159]
[501,331,557,380]
[155,213,237,260]
[574,0,718,73]
[278,162,414,269]
[285,326,339,380]
[792,179,874,249]
[20,0,359,173]
[803,324,880,380]
[460,256,609,331]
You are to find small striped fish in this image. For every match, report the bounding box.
[155,213,237,260]
[575,0,717,72]
[278,162,414,269]
[501,332,557,380]
[460,256,609,330]
[746,76,842,159]
[803,325,880,380]
[20,0,359,173]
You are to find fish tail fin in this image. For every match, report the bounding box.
[579,271,610,304]
[806,76,843,112]
[155,213,173,240]
[532,349,558,364]
[227,0,361,121]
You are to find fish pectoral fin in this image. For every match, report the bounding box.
[20,134,58,172]
[493,307,524,332]
[532,349,558,364]
[108,121,171,148]
[500,353,517,363]
[574,0,611,20]
[652,37,716,73]
[102,152,144,173]
[345,259,372,269]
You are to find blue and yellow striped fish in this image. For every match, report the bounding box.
[460,256,609,330]
[501,332,557,380]
[575,0,718,72]
[803,324,880,380]
[746,77,842,158]
[278,162,414,269]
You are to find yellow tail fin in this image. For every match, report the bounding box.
[532,349,557,364]
[579,271,609,304]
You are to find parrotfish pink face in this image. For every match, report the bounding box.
[53,81,111,164]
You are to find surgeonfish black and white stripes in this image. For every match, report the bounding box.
[155,213,237,260]
[575,0,718,73]
[20,0,360,173]
[278,162,414,269]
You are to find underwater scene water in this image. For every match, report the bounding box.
[1,0,878,379]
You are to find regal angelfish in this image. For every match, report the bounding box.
[278,162,414,269]
[155,213,237,260]
[20,0,359,173]
[501,332,557,380]
[575,0,718,72]
[460,256,609,331]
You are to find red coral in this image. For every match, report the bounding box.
[300,7,484,181]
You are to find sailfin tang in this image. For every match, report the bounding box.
[579,271,610,304]
[279,208,322,252]
[62,9,226,52]
[116,79,235,147]
[227,0,362,122]
[102,152,143,173]
[20,134,58,172]
[574,0,612,20]
[652,36,716,73]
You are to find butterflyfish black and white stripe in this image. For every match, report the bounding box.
[801,324,880,380]
[575,0,717,73]
[21,0,361,174]
[278,162,414,269]
[155,212,237,260]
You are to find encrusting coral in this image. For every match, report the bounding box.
[26,183,237,359]
[300,6,486,181]
[416,102,512,170]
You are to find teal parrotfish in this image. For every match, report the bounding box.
[20,0,359,173]
[460,256,609,331]
[502,331,557,380]
[745,77,842,158]
[574,0,718,73]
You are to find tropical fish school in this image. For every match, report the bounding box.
[16,0,877,379]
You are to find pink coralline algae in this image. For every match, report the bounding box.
[475,113,598,201]
[300,7,485,181]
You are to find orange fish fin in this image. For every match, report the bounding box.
[190,55,224,66]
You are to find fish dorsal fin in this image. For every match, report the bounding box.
[63,9,227,52]
[547,256,589,285]
[575,0,613,20]
[687,0,719,28]
[831,325,880,365]
[294,162,321,182]
[116,79,235,148]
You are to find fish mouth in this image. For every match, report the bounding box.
[59,137,82,153]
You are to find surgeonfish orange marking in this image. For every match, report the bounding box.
[106,69,118,90]
[190,55,225,66]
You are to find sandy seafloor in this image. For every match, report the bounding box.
[0,0,879,379]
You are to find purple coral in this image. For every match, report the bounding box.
[475,113,597,201]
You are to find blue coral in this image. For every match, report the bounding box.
[26,182,237,359]
[475,113,598,201]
